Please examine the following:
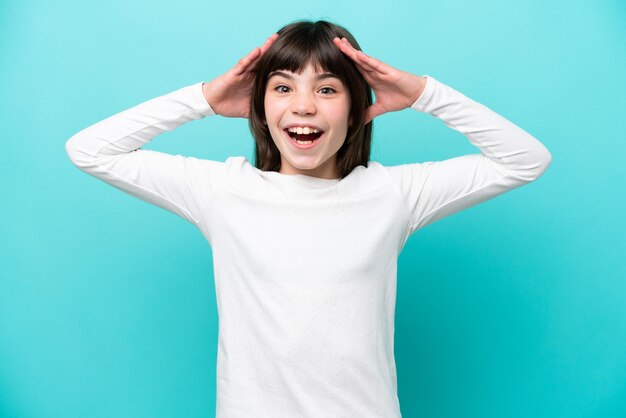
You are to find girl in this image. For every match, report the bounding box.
[66,19,551,418]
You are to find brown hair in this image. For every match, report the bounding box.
[248,19,374,179]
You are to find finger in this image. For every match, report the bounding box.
[249,33,279,71]
[355,50,379,72]
[246,34,280,73]
[345,41,383,74]
[335,37,388,75]
[364,102,384,125]
[259,33,279,55]
[234,47,261,76]
[339,38,377,72]
[332,37,377,74]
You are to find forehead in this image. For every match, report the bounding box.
[267,67,341,83]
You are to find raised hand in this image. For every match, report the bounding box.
[332,37,427,125]
[202,33,280,118]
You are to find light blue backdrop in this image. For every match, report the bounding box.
[1,0,624,417]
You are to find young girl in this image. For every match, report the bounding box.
[66,19,551,418]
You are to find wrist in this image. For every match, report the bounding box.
[202,82,219,109]
[202,82,211,106]
[413,76,427,103]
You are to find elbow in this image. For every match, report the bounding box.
[65,136,78,164]
[519,147,553,183]
[533,146,553,181]
[502,143,552,184]
[540,149,553,174]
[65,134,93,168]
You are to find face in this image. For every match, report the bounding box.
[264,63,352,179]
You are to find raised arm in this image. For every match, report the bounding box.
[388,75,551,234]
[333,37,552,235]
[65,34,280,226]
[65,82,224,226]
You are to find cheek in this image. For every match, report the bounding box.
[263,95,274,114]
[264,100,285,122]
[269,125,285,146]
[332,99,351,126]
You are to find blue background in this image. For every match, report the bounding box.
[1,0,625,417]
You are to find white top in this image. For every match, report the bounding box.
[65,75,552,417]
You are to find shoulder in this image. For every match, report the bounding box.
[183,155,248,172]
[371,160,428,180]
[178,155,250,191]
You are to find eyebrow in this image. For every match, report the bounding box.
[267,70,340,82]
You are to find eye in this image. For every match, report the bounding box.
[272,85,337,95]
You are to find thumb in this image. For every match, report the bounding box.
[364,102,385,125]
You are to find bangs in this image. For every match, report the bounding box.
[264,29,350,83]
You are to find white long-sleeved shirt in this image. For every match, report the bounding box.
[65,75,551,417]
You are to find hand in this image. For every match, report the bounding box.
[332,37,427,125]
[202,33,279,118]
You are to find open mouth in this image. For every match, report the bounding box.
[284,128,325,147]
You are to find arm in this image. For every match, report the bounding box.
[65,82,225,226]
[331,37,552,236]
[65,34,280,227]
[386,75,552,235]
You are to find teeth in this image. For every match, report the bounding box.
[287,127,320,134]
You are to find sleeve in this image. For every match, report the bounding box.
[384,75,552,236]
[65,82,226,227]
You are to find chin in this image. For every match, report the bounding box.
[287,160,321,171]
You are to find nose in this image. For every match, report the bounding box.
[290,91,316,115]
